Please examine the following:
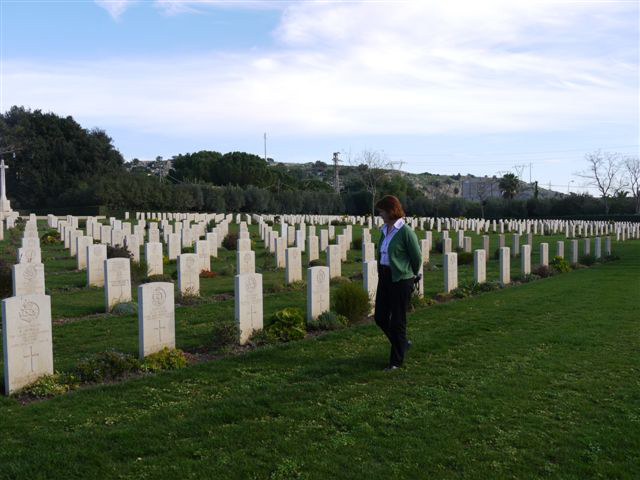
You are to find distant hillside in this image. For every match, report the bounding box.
[275,161,564,201]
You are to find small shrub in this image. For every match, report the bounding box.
[218,265,232,276]
[330,219,347,226]
[307,311,348,331]
[435,239,444,253]
[451,281,500,299]
[579,254,596,266]
[17,373,79,398]
[351,237,363,250]
[334,283,371,324]
[40,230,61,245]
[144,274,173,283]
[410,295,434,311]
[130,260,149,284]
[107,245,131,259]
[141,348,187,372]
[248,328,278,347]
[162,255,171,264]
[493,248,501,260]
[223,233,238,250]
[550,256,571,273]
[602,254,620,262]
[265,308,306,342]
[181,246,195,254]
[200,270,218,278]
[308,259,323,267]
[211,320,239,348]
[0,256,13,299]
[457,251,473,265]
[267,281,287,293]
[177,290,203,305]
[288,280,306,291]
[330,276,351,285]
[73,351,141,383]
[533,265,552,278]
[111,302,138,316]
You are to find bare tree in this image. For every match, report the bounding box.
[350,149,398,218]
[623,156,640,214]
[474,178,497,218]
[575,150,624,215]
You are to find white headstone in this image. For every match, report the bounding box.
[195,240,210,272]
[138,282,175,359]
[285,247,302,284]
[520,244,531,275]
[307,266,330,321]
[178,254,200,296]
[237,250,255,275]
[2,294,53,395]
[12,263,45,296]
[499,247,510,286]
[87,244,108,287]
[235,273,263,345]
[363,261,378,315]
[444,252,458,293]
[145,242,164,276]
[104,258,132,311]
[540,243,549,267]
[473,250,486,284]
[326,244,342,278]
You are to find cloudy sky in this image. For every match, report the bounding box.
[1,0,638,193]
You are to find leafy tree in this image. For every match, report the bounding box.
[0,106,124,208]
[499,173,519,200]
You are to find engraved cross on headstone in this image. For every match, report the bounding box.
[154,316,166,342]
[23,346,39,372]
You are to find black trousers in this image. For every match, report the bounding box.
[374,265,413,367]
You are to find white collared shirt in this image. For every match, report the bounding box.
[380,218,405,266]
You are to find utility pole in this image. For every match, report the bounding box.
[263,133,267,163]
[332,152,341,193]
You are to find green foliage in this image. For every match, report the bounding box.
[73,351,141,383]
[40,230,61,245]
[106,245,131,259]
[1,106,124,208]
[308,259,323,267]
[457,251,474,265]
[330,276,351,285]
[211,319,239,348]
[579,254,597,266]
[223,233,238,250]
[533,265,552,278]
[306,311,348,331]
[16,373,79,398]
[247,329,278,347]
[265,308,306,342]
[143,274,173,283]
[499,173,519,200]
[450,281,500,299]
[0,255,13,299]
[130,260,149,284]
[141,348,188,373]
[333,283,371,324]
[550,256,572,273]
[410,295,435,311]
[602,254,620,262]
[111,302,137,316]
[351,236,363,250]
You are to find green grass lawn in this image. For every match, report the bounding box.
[0,221,638,479]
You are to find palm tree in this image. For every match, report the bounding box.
[499,173,519,200]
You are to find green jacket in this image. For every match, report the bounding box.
[377,223,423,282]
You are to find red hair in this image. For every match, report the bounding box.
[375,195,405,221]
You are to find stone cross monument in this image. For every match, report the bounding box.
[0,157,14,219]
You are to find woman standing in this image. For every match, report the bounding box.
[374,195,422,371]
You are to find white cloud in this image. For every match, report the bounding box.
[94,0,137,19]
[8,1,639,140]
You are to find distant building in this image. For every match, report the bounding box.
[125,158,173,176]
